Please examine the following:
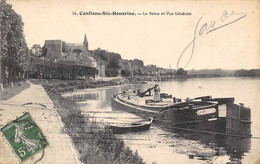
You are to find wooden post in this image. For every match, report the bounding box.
[0,67,3,88]
[0,83,3,91]
[0,24,1,79]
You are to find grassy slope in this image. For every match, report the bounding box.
[0,81,30,100]
[30,78,127,93]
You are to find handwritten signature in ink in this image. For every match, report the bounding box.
[176,10,247,69]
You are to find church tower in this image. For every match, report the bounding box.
[83,34,88,50]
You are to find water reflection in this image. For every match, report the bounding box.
[163,128,251,162]
[63,78,259,164]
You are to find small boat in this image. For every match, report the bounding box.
[111,86,251,136]
[109,118,153,134]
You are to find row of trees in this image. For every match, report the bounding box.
[0,0,31,86]
[29,58,97,79]
[188,69,260,77]
[234,69,260,77]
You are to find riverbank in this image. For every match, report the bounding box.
[43,84,144,164]
[30,78,131,93]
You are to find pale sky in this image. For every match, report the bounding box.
[7,0,260,69]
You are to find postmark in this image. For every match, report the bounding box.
[1,112,48,162]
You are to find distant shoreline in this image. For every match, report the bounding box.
[29,75,260,95]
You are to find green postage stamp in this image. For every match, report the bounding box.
[1,112,48,162]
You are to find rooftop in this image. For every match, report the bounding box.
[67,43,84,47]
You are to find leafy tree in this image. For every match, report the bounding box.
[108,52,121,61]
[106,58,121,77]
[93,48,108,62]
[176,68,187,75]
[132,59,144,67]
[121,69,131,77]
[107,59,120,69]
[30,44,42,56]
[0,0,29,85]
[18,48,31,78]
[41,46,47,56]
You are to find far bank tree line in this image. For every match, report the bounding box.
[188,69,260,77]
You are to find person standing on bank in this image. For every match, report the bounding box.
[153,84,161,102]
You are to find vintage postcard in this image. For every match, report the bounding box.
[0,0,259,163]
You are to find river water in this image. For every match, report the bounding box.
[63,77,260,164]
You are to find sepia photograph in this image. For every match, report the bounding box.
[0,0,259,163]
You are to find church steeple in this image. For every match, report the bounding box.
[83,34,88,50]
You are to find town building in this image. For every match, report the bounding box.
[44,40,63,61]
[43,34,105,78]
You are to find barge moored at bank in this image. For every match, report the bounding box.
[111,86,251,136]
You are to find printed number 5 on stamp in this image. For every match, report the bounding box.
[1,112,48,162]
